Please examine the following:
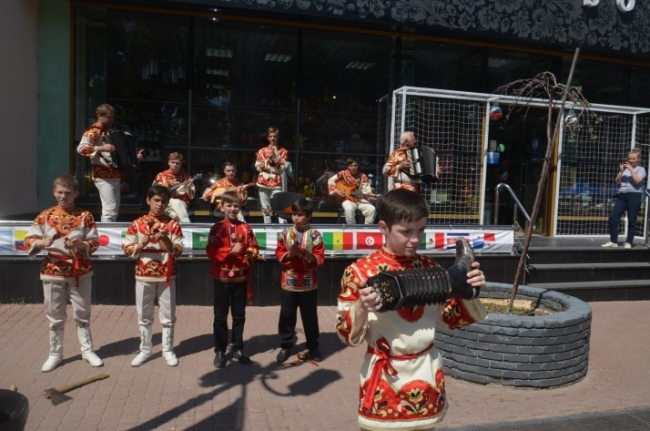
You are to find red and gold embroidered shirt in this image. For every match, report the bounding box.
[122,213,184,282]
[275,226,325,292]
[76,122,121,180]
[25,205,99,282]
[336,247,487,430]
[255,145,288,190]
[327,169,373,203]
[383,147,422,193]
[206,219,259,283]
[153,169,195,205]
[203,177,248,207]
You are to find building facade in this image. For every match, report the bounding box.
[3,0,650,236]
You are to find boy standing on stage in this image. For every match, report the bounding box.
[123,185,184,367]
[336,189,487,431]
[207,191,260,368]
[275,198,325,364]
[25,174,103,372]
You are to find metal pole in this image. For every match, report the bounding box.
[509,48,580,312]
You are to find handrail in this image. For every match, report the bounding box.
[494,183,532,228]
[643,189,650,247]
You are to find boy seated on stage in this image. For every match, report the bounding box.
[336,188,487,431]
[206,190,260,368]
[25,174,103,372]
[123,185,185,367]
[153,152,196,223]
[275,198,325,364]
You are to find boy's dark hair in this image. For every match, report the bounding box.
[53,174,79,192]
[221,190,241,205]
[346,158,358,167]
[148,185,172,200]
[377,189,429,229]
[291,198,313,216]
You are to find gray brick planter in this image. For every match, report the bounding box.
[435,282,592,388]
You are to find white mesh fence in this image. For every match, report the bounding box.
[392,86,650,236]
[392,91,485,225]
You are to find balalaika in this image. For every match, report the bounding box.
[406,144,439,184]
[106,128,139,171]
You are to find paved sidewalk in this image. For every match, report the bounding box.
[1,301,649,431]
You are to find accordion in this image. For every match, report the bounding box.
[108,129,139,171]
[406,145,439,184]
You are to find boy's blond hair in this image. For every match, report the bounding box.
[377,188,429,229]
[53,174,79,192]
[96,104,114,117]
[168,152,183,161]
[221,190,241,206]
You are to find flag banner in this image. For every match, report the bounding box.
[0,230,12,252]
[0,223,514,256]
[14,229,29,252]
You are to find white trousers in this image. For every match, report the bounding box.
[166,198,190,223]
[43,277,92,331]
[135,279,177,328]
[342,200,376,224]
[258,188,286,224]
[94,177,120,222]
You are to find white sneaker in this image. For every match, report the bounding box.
[162,351,178,367]
[601,241,618,248]
[624,242,633,249]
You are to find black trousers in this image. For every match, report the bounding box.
[213,279,247,353]
[278,288,319,350]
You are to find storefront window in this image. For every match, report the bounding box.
[485,49,558,92]
[300,30,394,198]
[564,57,628,106]
[401,39,483,93]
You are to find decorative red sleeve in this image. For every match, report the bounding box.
[274,232,292,266]
[78,144,95,157]
[310,240,326,268]
[245,225,259,256]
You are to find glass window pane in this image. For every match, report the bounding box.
[191,20,298,194]
[486,49,557,92]
[300,30,393,194]
[401,39,483,92]
[563,57,628,106]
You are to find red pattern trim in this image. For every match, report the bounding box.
[363,337,434,410]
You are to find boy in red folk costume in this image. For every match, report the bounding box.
[25,174,103,372]
[275,198,325,364]
[336,189,487,431]
[123,185,184,367]
[207,191,260,368]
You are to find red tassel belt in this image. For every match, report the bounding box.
[141,248,174,287]
[49,252,81,288]
[363,337,434,411]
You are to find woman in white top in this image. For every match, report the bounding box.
[602,148,646,249]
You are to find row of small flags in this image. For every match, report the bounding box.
[0,228,499,254]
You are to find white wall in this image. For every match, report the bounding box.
[0,0,38,217]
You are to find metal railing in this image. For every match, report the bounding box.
[494,183,533,233]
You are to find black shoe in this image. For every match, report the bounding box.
[308,349,323,362]
[276,348,291,364]
[232,349,251,365]
[213,351,226,368]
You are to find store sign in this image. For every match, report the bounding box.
[583,0,635,12]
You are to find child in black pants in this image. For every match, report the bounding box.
[274,198,326,363]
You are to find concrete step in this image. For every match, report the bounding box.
[526,279,650,302]
[526,262,650,283]
[525,247,649,265]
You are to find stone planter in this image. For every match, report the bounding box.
[435,282,592,388]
